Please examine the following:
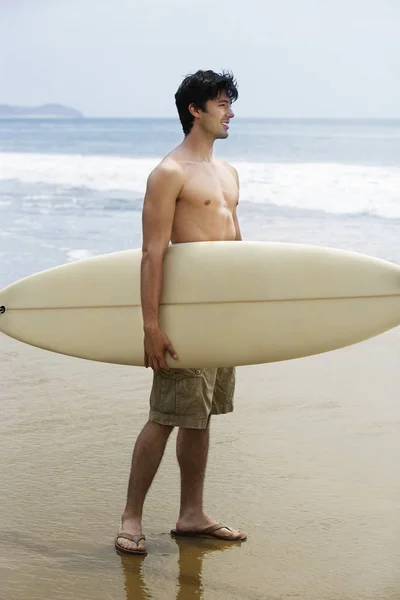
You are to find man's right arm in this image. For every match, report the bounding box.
[141,160,183,370]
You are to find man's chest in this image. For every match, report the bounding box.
[179,167,238,209]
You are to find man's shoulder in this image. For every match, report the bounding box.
[148,157,184,184]
[216,159,239,181]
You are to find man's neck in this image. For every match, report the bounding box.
[181,130,215,162]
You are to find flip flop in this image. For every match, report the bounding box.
[115,532,148,556]
[170,523,247,542]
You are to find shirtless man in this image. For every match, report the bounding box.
[115,70,247,555]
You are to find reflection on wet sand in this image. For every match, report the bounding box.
[118,552,150,600]
[119,536,241,600]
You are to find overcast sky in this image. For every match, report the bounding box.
[1,0,399,118]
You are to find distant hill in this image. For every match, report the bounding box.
[0,104,84,118]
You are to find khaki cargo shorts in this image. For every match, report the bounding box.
[149,367,236,429]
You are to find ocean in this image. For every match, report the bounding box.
[1,117,400,287]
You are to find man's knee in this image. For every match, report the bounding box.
[145,419,174,437]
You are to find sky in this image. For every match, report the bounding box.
[1,0,399,118]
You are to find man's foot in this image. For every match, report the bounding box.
[171,514,246,541]
[115,518,147,555]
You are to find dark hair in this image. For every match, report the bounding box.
[175,70,238,135]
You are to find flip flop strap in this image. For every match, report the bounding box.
[201,523,231,534]
[116,533,145,545]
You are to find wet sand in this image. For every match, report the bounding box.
[1,329,400,600]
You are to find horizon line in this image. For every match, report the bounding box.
[1,115,400,121]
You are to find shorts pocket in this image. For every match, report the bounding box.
[215,367,236,404]
[150,368,205,416]
[150,369,177,415]
[175,369,206,417]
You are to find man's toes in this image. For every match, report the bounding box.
[222,528,235,539]
[116,536,146,552]
[229,529,242,540]
[136,540,146,553]
[222,527,246,540]
[216,527,235,539]
[117,537,130,550]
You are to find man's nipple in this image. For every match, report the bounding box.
[204,199,211,206]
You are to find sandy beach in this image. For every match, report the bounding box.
[1,327,399,600]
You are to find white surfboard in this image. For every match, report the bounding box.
[0,241,399,368]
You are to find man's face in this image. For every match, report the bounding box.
[199,90,235,139]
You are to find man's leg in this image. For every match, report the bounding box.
[116,420,173,553]
[174,420,246,541]
[177,421,210,518]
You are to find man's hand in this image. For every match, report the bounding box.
[144,327,178,370]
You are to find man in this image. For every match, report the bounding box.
[115,70,247,555]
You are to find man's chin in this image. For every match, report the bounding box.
[216,131,229,140]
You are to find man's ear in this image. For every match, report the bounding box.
[188,103,201,119]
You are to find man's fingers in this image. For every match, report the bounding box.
[159,354,169,369]
[166,342,178,360]
[144,339,177,370]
